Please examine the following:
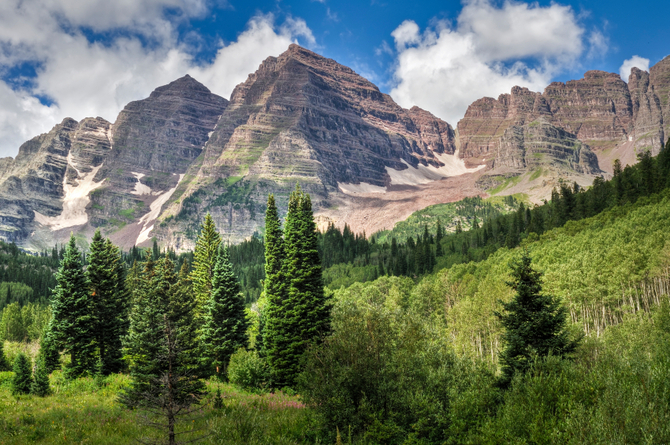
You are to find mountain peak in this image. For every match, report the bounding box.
[150,74,212,98]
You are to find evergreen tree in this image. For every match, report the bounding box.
[122,257,204,409]
[202,246,249,378]
[40,318,61,374]
[169,261,201,371]
[190,213,222,317]
[51,235,96,378]
[435,220,444,257]
[263,194,288,383]
[30,356,51,396]
[270,185,330,388]
[87,231,127,375]
[11,352,32,395]
[496,251,579,387]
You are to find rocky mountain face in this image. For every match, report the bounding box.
[459,62,670,178]
[155,44,459,249]
[0,47,668,250]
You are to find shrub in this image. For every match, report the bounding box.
[227,349,268,391]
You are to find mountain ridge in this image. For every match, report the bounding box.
[0,45,667,251]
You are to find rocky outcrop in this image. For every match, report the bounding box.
[0,117,112,241]
[494,120,600,174]
[458,60,670,171]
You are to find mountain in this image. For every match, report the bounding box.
[0,45,668,251]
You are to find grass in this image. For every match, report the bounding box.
[488,174,523,195]
[0,372,313,445]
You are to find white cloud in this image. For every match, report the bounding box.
[0,1,313,157]
[619,55,650,82]
[389,0,602,126]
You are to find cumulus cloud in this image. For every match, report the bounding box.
[0,1,313,157]
[389,0,603,126]
[619,55,650,82]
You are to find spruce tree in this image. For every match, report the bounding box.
[263,194,289,385]
[201,246,249,378]
[88,231,128,375]
[40,318,61,374]
[496,251,579,387]
[31,356,51,396]
[190,213,221,317]
[11,352,32,395]
[275,186,330,388]
[121,257,205,444]
[123,257,202,408]
[51,235,96,378]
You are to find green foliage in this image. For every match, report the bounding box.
[299,276,500,444]
[40,318,61,374]
[227,348,268,391]
[496,251,579,386]
[268,185,330,389]
[0,302,51,342]
[0,375,310,445]
[121,257,203,410]
[30,355,51,397]
[50,235,96,378]
[0,340,8,371]
[374,195,521,244]
[201,246,249,378]
[87,230,129,375]
[11,352,32,395]
[190,213,222,317]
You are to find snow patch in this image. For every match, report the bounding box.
[34,152,105,230]
[385,151,484,186]
[130,172,152,196]
[338,182,387,194]
[136,174,184,245]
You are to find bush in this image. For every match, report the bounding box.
[299,283,499,444]
[227,349,268,391]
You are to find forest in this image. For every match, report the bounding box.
[1,142,670,444]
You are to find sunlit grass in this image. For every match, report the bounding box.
[0,372,313,444]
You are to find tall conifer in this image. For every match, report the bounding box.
[123,257,203,405]
[87,231,128,375]
[496,251,579,387]
[263,194,288,384]
[51,235,95,378]
[201,246,249,378]
[190,213,221,316]
[277,186,330,388]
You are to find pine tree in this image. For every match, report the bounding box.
[496,251,579,387]
[88,231,128,375]
[11,352,32,395]
[51,235,96,378]
[201,246,249,378]
[190,213,221,317]
[30,356,51,396]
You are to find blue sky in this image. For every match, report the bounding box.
[0,0,668,157]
